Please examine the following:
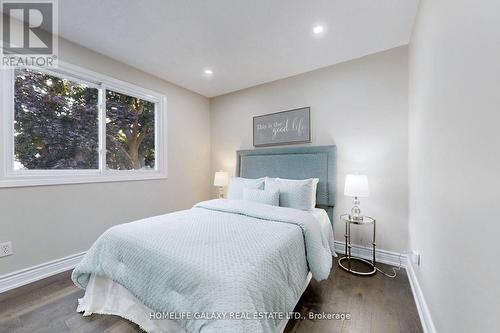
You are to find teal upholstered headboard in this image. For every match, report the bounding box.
[236,145,336,221]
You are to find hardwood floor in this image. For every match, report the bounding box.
[0,257,422,333]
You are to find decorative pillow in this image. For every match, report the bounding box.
[265,177,319,210]
[243,188,280,206]
[227,177,265,200]
[311,178,320,206]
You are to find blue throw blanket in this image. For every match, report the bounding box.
[72,199,333,333]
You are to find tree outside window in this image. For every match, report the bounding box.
[13,68,157,172]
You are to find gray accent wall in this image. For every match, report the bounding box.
[210,46,409,254]
[0,37,211,275]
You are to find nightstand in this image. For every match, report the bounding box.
[338,214,376,276]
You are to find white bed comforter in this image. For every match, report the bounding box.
[72,199,333,333]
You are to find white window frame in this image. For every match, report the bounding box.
[0,61,167,188]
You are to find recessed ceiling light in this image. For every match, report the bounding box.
[204,69,213,75]
[313,25,324,35]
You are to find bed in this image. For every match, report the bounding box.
[72,145,336,333]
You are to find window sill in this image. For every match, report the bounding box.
[0,172,168,188]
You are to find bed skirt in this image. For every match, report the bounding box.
[77,272,312,333]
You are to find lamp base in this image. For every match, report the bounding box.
[350,197,363,221]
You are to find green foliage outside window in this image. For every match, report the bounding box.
[106,90,155,170]
[14,68,156,171]
[14,68,99,169]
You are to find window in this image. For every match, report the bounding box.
[14,68,99,170]
[105,90,155,170]
[1,63,166,187]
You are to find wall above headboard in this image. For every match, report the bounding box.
[210,46,409,254]
[236,145,336,211]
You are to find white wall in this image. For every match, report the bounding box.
[211,46,409,253]
[408,0,500,331]
[0,38,211,275]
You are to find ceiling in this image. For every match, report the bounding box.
[57,0,419,97]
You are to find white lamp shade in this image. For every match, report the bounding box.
[344,174,369,197]
[213,171,229,187]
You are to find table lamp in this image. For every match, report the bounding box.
[213,171,229,198]
[344,174,369,221]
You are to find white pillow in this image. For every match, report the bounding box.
[265,177,319,210]
[243,188,280,206]
[311,178,320,206]
[227,177,265,200]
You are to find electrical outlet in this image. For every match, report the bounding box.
[410,250,421,266]
[0,241,13,258]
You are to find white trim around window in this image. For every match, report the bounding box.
[0,61,167,188]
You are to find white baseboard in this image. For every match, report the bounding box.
[0,251,86,293]
[334,241,407,267]
[1,243,405,294]
[334,241,436,332]
[406,260,437,333]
